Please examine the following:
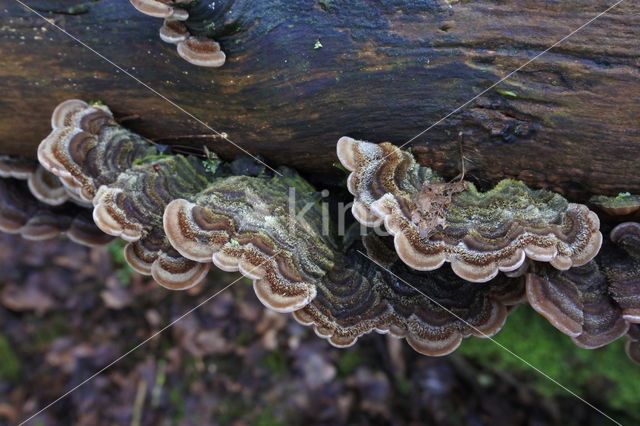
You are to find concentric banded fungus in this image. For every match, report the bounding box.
[27,165,70,206]
[337,137,602,282]
[0,155,37,179]
[38,99,157,202]
[127,0,226,68]
[164,168,335,312]
[176,37,226,68]
[0,177,112,246]
[159,19,189,44]
[526,263,629,348]
[293,232,525,356]
[92,155,213,290]
[625,324,640,364]
[129,0,189,20]
[591,193,640,217]
[0,155,87,206]
[526,223,640,349]
[603,222,640,322]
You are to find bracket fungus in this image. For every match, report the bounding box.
[293,231,525,356]
[128,0,226,68]
[337,137,602,283]
[16,98,640,361]
[164,168,335,312]
[526,222,640,349]
[38,99,157,203]
[39,100,212,289]
[0,176,112,246]
[591,193,640,217]
[625,324,640,364]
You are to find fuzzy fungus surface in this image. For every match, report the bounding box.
[337,137,602,283]
[591,193,640,218]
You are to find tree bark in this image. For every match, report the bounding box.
[1,0,638,200]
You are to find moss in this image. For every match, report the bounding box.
[495,89,518,98]
[337,348,364,377]
[0,334,20,382]
[107,240,134,286]
[132,154,172,166]
[261,351,288,375]
[591,193,640,209]
[446,179,568,230]
[254,406,285,426]
[459,305,640,416]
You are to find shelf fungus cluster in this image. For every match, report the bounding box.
[0,155,112,246]
[1,99,636,360]
[336,137,602,283]
[129,0,226,67]
[526,222,640,362]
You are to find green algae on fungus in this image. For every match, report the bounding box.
[591,193,640,217]
[337,137,602,283]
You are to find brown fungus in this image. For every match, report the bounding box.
[293,232,525,356]
[602,222,640,323]
[0,177,112,246]
[159,19,190,44]
[526,223,640,349]
[127,0,226,68]
[625,324,640,365]
[91,155,213,290]
[591,193,640,217]
[526,263,629,348]
[129,0,189,20]
[0,155,37,180]
[38,99,157,202]
[38,99,208,289]
[176,37,226,68]
[164,169,335,312]
[337,137,602,282]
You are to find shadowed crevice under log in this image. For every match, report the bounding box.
[0,0,638,200]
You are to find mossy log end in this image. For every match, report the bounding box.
[1,0,638,199]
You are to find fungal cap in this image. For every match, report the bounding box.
[27,166,69,206]
[591,193,640,217]
[0,156,37,179]
[177,37,226,68]
[164,198,318,313]
[128,0,188,20]
[159,19,189,44]
[337,137,604,282]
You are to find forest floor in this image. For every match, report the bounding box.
[0,234,635,425]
